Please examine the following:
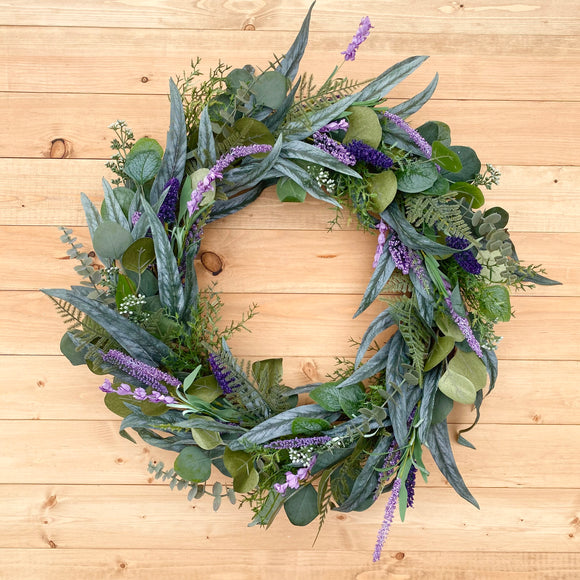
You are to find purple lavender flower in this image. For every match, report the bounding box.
[446,236,483,275]
[273,456,317,495]
[373,477,401,562]
[133,387,148,401]
[101,349,181,394]
[383,111,432,159]
[342,16,373,61]
[99,378,114,393]
[374,439,401,500]
[264,436,332,449]
[188,144,273,216]
[372,220,388,268]
[388,233,413,275]
[131,211,142,227]
[116,383,132,396]
[319,119,349,133]
[442,281,483,357]
[313,131,356,165]
[410,251,430,291]
[346,140,393,170]
[157,177,180,224]
[405,466,417,508]
[208,352,237,394]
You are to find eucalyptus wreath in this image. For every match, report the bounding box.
[44,5,558,560]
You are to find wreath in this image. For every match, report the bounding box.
[43,6,558,561]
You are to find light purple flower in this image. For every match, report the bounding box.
[383,111,432,159]
[99,378,114,393]
[273,456,317,495]
[273,482,288,494]
[373,220,388,268]
[131,211,142,226]
[388,233,413,274]
[342,16,373,61]
[187,144,273,216]
[443,281,483,357]
[285,472,301,490]
[133,387,148,401]
[373,477,401,562]
[319,119,349,133]
[116,383,132,396]
[313,131,356,165]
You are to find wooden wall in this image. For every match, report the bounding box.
[1,1,579,577]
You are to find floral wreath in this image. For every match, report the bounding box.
[44,5,558,561]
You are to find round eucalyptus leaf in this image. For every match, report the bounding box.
[59,332,86,366]
[431,140,463,173]
[251,71,288,109]
[124,150,163,185]
[417,121,451,146]
[431,390,454,425]
[423,174,450,196]
[344,106,382,148]
[104,392,132,418]
[174,446,212,483]
[450,182,485,209]
[440,146,481,183]
[283,484,318,526]
[122,237,156,274]
[92,221,134,260]
[484,206,510,229]
[368,170,397,212]
[396,161,438,193]
[226,68,254,91]
[191,419,224,450]
[223,447,259,493]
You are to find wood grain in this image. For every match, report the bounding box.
[2,93,579,165]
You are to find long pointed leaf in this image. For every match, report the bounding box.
[264,77,301,132]
[281,140,361,178]
[354,252,395,318]
[276,158,340,206]
[390,73,439,118]
[417,367,442,443]
[42,288,171,365]
[149,79,187,206]
[80,192,102,241]
[182,242,199,323]
[276,2,315,82]
[425,419,479,508]
[337,339,393,389]
[141,198,185,317]
[197,105,216,167]
[355,308,394,366]
[102,178,130,230]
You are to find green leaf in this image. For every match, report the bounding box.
[338,383,365,418]
[368,170,397,213]
[191,418,224,450]
[92,221,133,260]
[343,106,382,148]
[440,146,481,183]
[438,368,477,405]
[141,197,185,317]
[396,161,438,193]
[251,71,288,109]
[223,447,259,493]
[101,178,130,229]
[115,273,137,308]
[104,392,133,418]
[124,138,163,185]
[355,308,394,367]
[283,484,318,526]
[59,332,86,365]
[122,237,156,274]
[197,105,216,167]
[449,350,488,391]
[276,2,314,82]
[276,177,307,203]
[149,79,187,205]
[479,285,512,322]
[422,174,450,196]
[424,335,455,372]
[225,67,254,91]
[80,192,103,242]
[390,74,439,118]
[186,375,222,404]
[431,141,462,172]
[354,252,395,317]
[281,141,361,178]
[174,446,212,483]
[309,382,342,412]
[484,207,509,229]
[435,312,465,342]
[431,390,454,425]
[416,120,451,146]
[232,117,276,157]
[450,181,485,209]
[291,417,332,436]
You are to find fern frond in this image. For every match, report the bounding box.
[404,195,479,245]
[389,297,431,385]
[48,296,85,331]
[383,270,414,295]
[313,468,335,546]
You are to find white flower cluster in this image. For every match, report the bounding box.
[119,294,149,323]
[307,165,336,194]
[288,446,315,467]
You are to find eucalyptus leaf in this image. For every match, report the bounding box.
[92,221,134,260]
[343,106,382,148]
[174,446,212,483]
[440,146,481,183]
[431,141,462,172]
[438,368,477,405]
[122,237,156,274]
[450,181,485,209]
[368,170,397,213]
[283,484,318,526]
[417,120,451,146]
[124,139,163,186]
[60,331,87,365]
[276,177,307,203]
[251,71,288,109]
[223,447,259,493]
[449,350,488,391]
[396,161,438,193]
[191,418,224,450]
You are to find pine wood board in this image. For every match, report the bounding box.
[2,27,579,101]
[2,161,579,233]
[1,225,574,295]
[2,356,578,425]
[0,420,577,488]
[1,290,577,359]
[0,484,576,552]
[0,549,578,580]
[2,93,579,165]
[1,0,578,35]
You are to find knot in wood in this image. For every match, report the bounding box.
[141,76,149,83]
[200,251,224,276]
[49,138,70,159]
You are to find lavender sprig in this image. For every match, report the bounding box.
[372,220,388,268]
[187,144,273,216]
[373,477,401,562]
[208,352,238,394]
[405,466,417,508]
[346,140,393,170]
[99,378,176,405]
[313,131,356,166]
[446,236,483,275]
[319,119,349,133]
[383,111,432,159]
[157,177,180,224]
[341,16,373,61]
[101,349,181,393]
[388,233,413,275]
[265,436,332,449]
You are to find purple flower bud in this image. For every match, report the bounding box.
[383,111,432,159]
[133,387,148,401]
[346,140,393,170]
[446,236,483,275]
[264,436,331,449]
[342,16,373,61]
[312,131,356,166]
[157,178,180,224]
[116,383,132,396]
[372,220,388,268]
[373,477,401,562]
[99,378,114,393]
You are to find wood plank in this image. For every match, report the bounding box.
[0,0,578,35]
[2,27,579,101]
[0,421,577,488]
[0,484,576,552]
[1,226,574,296]
[1,93,579,165]
[2,160,579,232]
[2,356,578,425]
[0,549,579,580]
[1,290,577,359]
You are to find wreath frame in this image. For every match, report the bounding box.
[42,5,559,561]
